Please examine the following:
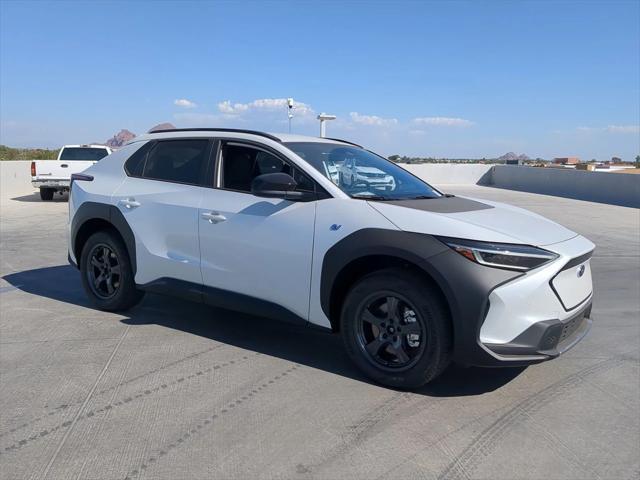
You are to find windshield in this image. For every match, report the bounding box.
[284,142,441,200]
[59,147,109,161]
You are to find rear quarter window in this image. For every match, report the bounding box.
[142,139,210,185]
[124,142,154,177]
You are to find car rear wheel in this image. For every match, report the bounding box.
[340,268,452,388]
[39,188,54,201]
[80,231,144,311]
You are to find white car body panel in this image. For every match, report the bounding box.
[199,188,316,320]
[112,176,204,285]
[307,199,399,329]
[480,234,594,344]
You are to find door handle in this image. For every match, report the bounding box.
[119,198,141,209]
[60,164,68,168]
[201,211,226,224]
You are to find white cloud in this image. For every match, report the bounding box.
[606,125,640,134]
[576,125,639,134]
[412,116,474,127]
[349,112,398,126]
[217,98,314,116]
[174,98,197,108]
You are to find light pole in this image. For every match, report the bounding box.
[287,98,294,133]
[317,113,336,137]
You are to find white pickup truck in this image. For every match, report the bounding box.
[31,144,111,200]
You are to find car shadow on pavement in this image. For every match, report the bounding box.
[3,264,526,397]
[11,192,69,202]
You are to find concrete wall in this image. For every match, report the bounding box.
[490,165,640,208]
[402,164,493,185]
[1,161,35,201]
[3,160,637,208]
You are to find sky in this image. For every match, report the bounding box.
[1,0,639,160]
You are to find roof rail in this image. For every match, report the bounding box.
[323,137,363,148]
[147,128,282,143]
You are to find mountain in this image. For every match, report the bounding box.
[497,152,530,161]
[148,122,176,133]
[105,129,136,148]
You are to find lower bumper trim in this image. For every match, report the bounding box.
[484,301,592,360]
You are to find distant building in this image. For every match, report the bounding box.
[576,163,596,171]
[554,157,580,165]
[505,159,524,165]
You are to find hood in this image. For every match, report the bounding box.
[368,195,576,246]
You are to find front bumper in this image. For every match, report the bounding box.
[424,234,594,367]
[483,300,592,361]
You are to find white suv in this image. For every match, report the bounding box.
[68,128,594,388]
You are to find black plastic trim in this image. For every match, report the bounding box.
[320,228,522,366]
[70,202,137,274]
[385,196,493,213]
[147,128,282,143]
[485,301,592,358]
[559,249,594,271]
[138,277,313,328]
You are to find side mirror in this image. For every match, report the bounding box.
[251,173,308,200]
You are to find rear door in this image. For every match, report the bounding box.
[113,138,214,286]
[198,141,317,321]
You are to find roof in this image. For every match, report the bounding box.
[126,128,359,147]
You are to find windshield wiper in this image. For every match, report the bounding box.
[351,193,399,201]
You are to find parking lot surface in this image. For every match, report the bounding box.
[1,185,638,480]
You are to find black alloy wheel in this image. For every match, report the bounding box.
[355,292,425,371]
[86,243,121,299]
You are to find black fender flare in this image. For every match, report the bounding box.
[320,228,521,364]
[70,201,137,274]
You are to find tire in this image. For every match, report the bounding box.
[80,230,144,311]
[40,188,54,201]
[340,268,452,388]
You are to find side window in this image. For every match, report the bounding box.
[221,143,316,193]
[124,141,153,177]
[142,139,209,185]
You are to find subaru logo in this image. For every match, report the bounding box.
[577,264,586,278]
[330,224,342,231]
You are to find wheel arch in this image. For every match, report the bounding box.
[321,229,454,333]
[71,202,137,274]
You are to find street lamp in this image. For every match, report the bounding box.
[287,98,294,133]
[317,113,336,138]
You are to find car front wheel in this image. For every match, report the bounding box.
[340,268,452,388]
[80,231,144,311]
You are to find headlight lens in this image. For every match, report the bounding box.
[438,237,558,271]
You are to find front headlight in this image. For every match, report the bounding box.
[437,236,558,271]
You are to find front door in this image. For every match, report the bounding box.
[198,141,317,322]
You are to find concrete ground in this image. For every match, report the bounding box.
[1,185,638,480]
